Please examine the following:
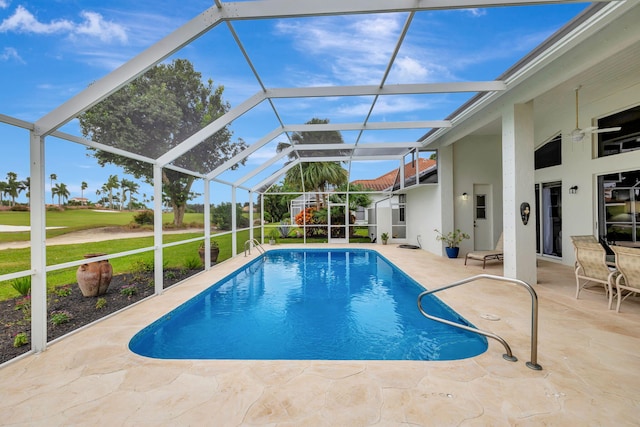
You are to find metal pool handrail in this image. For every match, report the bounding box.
[417,274,542,371]
[244,239,265,257]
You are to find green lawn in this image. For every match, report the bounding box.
[0,228,259,300]
[0,210,204,243]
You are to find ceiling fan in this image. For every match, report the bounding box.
[569,85,621,143]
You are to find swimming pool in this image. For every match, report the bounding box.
[129,249,487,360]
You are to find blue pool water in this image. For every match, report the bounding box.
[129,249,487,360]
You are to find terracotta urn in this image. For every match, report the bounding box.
[76,253,113,297]
[198,246,220,266]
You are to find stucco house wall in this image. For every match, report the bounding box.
[452,136,504,258]
[535,82,640,266]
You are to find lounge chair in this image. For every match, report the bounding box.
[610,245,640,312]
[464,232,503,269]
[573,240,618,307]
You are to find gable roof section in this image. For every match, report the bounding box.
[352,158,436,191]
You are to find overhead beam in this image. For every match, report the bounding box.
[219,0,614,20]
[284,121,450,132]
[250,159,301,193]
[233,147,294,186]
[294,142,424,150]
[298,155,403,162]
[207,127,284,179]
[266,82,506,98]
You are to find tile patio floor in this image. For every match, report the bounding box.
[1,244,639,426]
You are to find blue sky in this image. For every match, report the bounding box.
[0,0,590,206]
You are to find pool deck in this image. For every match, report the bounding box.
[1,244,639,426]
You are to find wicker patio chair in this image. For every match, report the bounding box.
[573,240,618,308]
[610,245,640,312]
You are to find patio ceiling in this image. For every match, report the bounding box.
[30,0,624,194]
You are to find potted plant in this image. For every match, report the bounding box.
[198,240,220,266]
[434,228,470,258]
[268,228,279,245]
[380,232,389,245]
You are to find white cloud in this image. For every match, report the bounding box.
[273,14,466,87]
[467,8,487,17]
[275,15,404,85]
[0,46,23,63]
[0,5,73,34]
[0,1,9,10]
[0,5,127,43]
[73,11,127,43]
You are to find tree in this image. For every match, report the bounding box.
[0,180,6,206]
[120,178,139,210]
[23,177,31,206]
[211,202,250,231]
[49,173,57,205]
[277,118,348,208]
[261,183,298,223]
[81,181,88,203]
[52,182,70,206]
[79,58,247,226]
[104,175,120,210]
[5,172,26,206]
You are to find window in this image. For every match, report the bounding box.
[534,134,561,169]
[597,105,640,157]
[598,169,640,244]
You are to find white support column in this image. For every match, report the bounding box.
[438,144,454,256]
[29,131,47,352]
[346,192,350,244]
[231,186,237,257]
[502,102,537,284]
[153,165,164,294]
[203,179,211,268]
[249,191,254,242]
[260,195,265,244]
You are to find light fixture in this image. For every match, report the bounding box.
[462,192,468,201]
[569,185,578,194]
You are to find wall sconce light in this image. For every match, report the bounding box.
[461,192,468,201]
[569,185,578,194]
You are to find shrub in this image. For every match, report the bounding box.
[11,276,31,297]
[10,205,29,211]
[54,285,72,297]
[14,296,31,319]
[133,210,154,225]
[120,284,138,297]
[50,311,72,326]
[95,298,107,309]
[183,256,202,270]
[13,332,28,348]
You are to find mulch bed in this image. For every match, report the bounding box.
[0,268,200,365]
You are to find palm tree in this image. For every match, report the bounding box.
[80,181,88,204]
[120,178,139,210]
[285,162,347,207]
[49,173,57,205]
[23,177,31,206]
[52,182,70,206]
[277,118,348,208]
[0,180,7,206]
[104,175,120,210]
[5,172,25,206]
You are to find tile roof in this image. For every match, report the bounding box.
[351,158,436,191]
